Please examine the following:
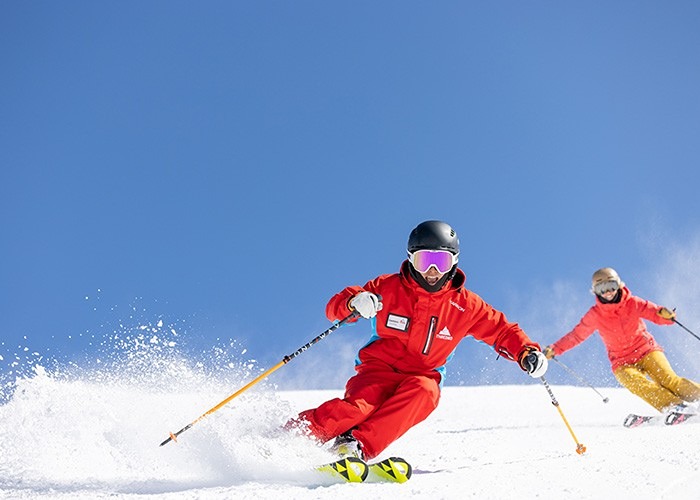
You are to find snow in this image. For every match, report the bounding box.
[1,362,698,500]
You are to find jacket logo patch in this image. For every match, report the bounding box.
[450,300,465,312]
[436,326,453,340]
[386,314,410,332]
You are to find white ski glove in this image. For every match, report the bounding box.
[521,349,548,378]
[349,291,382,319]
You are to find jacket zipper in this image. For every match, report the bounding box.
[422,316,438,355]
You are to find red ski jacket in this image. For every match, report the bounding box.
[326,261,539,381]
[550,286,674,371]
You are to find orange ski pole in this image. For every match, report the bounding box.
[539,376,586,455]
[160,310,361,446]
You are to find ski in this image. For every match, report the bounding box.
[315,456,412,483]
[316,456,368,483]
[665,411,696,426]
[623,411,696,428]
[623,413,659,428]
[366,456,412,483]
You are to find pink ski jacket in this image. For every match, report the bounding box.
[550,286,673,371]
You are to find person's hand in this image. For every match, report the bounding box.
[520,349,548,378]
[543,345,556,360]
[349,291,381,319]
[657,307,676,321]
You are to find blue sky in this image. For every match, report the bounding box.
[2,2,700,389]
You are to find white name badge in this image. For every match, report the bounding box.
[386,314,410,332]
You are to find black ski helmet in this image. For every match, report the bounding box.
[407,220,459,256]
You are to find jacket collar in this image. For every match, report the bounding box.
[595,286,631,309]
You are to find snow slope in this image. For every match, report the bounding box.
[1,363,698,500]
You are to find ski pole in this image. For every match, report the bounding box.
[674,319,700,342]
[539,375,587,455]
[160,309,361,447]
[552,357,609,403]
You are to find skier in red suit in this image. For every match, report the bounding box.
[289,220,548,461]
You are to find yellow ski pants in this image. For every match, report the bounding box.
[614,350,700,412]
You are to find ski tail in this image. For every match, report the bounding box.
[367,456,412,483]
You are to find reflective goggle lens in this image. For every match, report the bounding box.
[593,280,620,296]
[409,250,457,273]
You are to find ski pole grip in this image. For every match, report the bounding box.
[526,352,538,367]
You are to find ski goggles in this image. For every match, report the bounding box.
[409,249,458,274]
[593,280,620,296]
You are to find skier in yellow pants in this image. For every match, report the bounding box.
[544,268,699,413]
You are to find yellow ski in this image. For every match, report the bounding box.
[316,456,412,483]
[367,457,412,483]
[316,456,368,483]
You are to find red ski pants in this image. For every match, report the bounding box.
[297,362,441,460]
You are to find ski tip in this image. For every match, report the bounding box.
[665,412,696,426]
[368,456,412,483]
[623,413,653,428]
[316,456,369,483]
[388,456,413,482]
